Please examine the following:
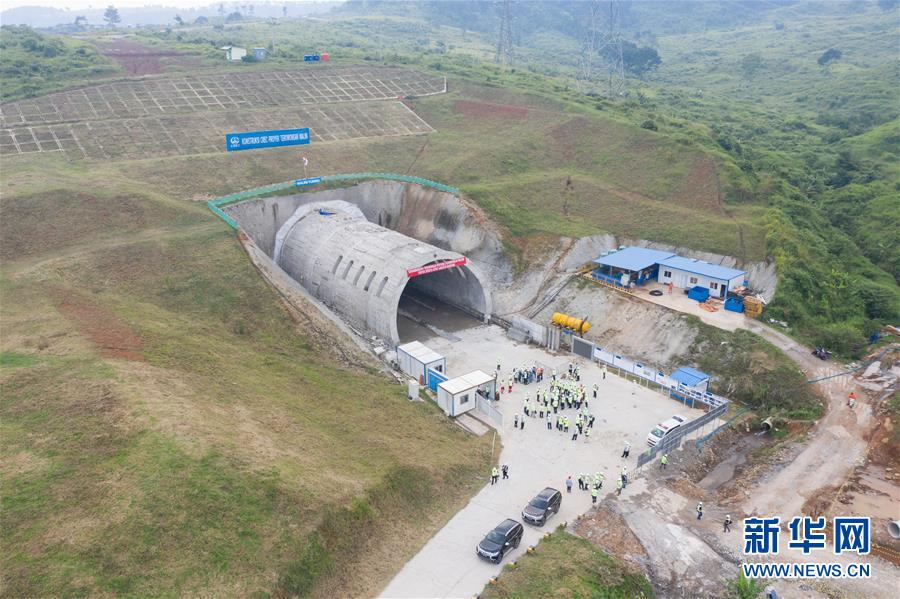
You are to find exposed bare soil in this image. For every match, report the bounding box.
[95,39,196,75]
[572,504,651,577]
[52,287,144,361]
[453,99,529,119]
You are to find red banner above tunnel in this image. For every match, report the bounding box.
[406,257,467,278]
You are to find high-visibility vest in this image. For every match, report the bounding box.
[591,488,598,497]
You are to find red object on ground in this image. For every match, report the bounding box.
[320,52,329,61]
[406,257,467,278]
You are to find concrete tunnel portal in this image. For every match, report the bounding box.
[271,201,492,345]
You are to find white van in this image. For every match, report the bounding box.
[647,415,686,446]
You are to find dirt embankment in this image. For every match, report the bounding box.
[52,287,144,361]
[95,39,197,75]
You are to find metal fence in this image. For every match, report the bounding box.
[637,402,728,468]
[476,393,503,427]
[207,172,461,229]
[569,335,729,411]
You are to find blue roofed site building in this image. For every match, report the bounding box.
[657,255,746,299]
[589,245,758,331]
[669,366,711,393]
[592,246,746,298]
[591,246,676,288]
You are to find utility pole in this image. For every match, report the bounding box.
[576,0,603,94]
[598,0,626,98]
[579,1,626,98]
[495,0,514,65]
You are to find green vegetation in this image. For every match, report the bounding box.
[1,3,897,594]
[0,174,492,596]
[110,1,898,356]
[0,26,119,101]
[687,320,822,419]
[725,570,764,599]
[480,529,654,599]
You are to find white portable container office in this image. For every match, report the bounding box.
[437,370,496,417]
[396,341,446,383]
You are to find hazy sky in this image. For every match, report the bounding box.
[2,0,317,10]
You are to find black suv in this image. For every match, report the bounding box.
[476,519,524,563]
[521,487,562,526]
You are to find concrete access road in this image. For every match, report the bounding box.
[380,324,706,598]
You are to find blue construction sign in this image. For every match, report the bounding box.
[294,177,322,187]
[225,127,310,152]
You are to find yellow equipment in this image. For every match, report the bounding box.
[552,312,591,334]
[743,296,764,318]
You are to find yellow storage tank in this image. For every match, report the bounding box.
[552,312,590,333]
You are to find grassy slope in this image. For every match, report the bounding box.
[129,9,899,355]
[0,26,121,102]
[480,529,654,599]
[0,163,493,597]
[643,4,900,353]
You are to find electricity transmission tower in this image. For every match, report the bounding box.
[578,1,626,98]
[576,0,604,94]
[495,0,515,65]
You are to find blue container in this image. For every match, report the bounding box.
[724,297,744,313]
[687,286,710,302]
[304,54,321,62]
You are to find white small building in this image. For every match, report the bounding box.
[396,341,446,384]
[436,370,496,417]
[221,46,247,61]
[657,256,746,299]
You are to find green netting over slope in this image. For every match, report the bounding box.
[207,173,460,229]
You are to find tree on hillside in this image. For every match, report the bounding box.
[282,5,287,17]
[600,42,661,77]
[194,16,209,25]
[818,48,842,67]
[103,5,121,27]
[74,15,88,29]
[621,42,661,77]
[740,52,764,79]
[218,3,225,17]
[174,14,183,26]
[226,11,243,22]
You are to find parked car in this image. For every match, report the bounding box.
[521,487,562,526]
[476,518,524,563]
[647,415,686,446]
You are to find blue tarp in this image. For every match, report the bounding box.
[593,247,676,272]
[670,367,710,388]
[658,255,745,282]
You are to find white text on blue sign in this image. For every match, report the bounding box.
[226,128,310,152]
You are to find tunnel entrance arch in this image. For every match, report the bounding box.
[274,201,492,345]
[395,259,490,343]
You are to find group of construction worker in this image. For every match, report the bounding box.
[512,373,598,442]
[574,464,632,502]
[496,360,544,394]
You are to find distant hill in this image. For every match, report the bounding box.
[0,2,340,29]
